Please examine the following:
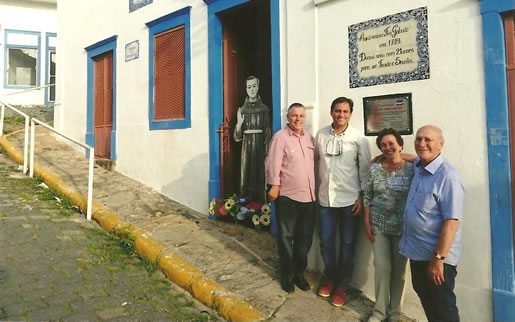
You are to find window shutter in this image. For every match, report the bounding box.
[154,25,185,120]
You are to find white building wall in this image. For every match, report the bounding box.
[57,0,492,320]
[56,0,210,213]
[285,0,492,321]
[0,1,56,105]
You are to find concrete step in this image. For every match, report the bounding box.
[95,158,115,171]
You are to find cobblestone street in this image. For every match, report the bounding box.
[0,152,217,321]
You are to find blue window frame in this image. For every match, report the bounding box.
[146,6,191,130]
[3,29,41,89]
[45,32,57,105]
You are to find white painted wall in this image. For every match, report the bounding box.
[285,0,492,321]
[0,1,56,105]
[56,0,210,213]
[57,0,492,320]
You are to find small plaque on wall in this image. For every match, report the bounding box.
[363,93,413,136]
[129,0,153,13]
[349,7,429,88]
[125,40,139,62]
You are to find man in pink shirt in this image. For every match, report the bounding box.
[265,103,316,293]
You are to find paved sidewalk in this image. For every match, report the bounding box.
[1,127,412,321]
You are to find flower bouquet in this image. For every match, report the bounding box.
[208,194,272,231]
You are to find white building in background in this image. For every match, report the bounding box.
[0,0,57,105]
[55,0,515,320]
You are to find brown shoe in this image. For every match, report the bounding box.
[330,288,346,307]
[317,281,334,298]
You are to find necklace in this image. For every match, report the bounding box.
[382,159,405,175]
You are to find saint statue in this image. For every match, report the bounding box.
[234,76,271,202]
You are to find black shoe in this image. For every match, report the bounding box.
[281,279,295,293]
[294,275,310,291]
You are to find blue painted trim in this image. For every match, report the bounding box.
[147,7,191,130]
[84,35,118,53]
[44,32,56,105]
[480,0,515,319]
[206,0,282,203]
[481,0,515,13]
[85,35,118,160]
[493,288,515,320]
[270,0,281,133]
[3,29,41,89]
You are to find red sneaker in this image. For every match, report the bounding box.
[317,281,334,298]
[330,288,346,307]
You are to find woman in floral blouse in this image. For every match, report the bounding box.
[364,128,414,322]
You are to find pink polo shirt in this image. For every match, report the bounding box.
[265,125,316,203]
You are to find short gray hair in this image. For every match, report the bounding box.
[287,103,305,115]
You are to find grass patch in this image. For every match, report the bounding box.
[0,306,7,319]
[138,257,158,275]
[3,115,26,125]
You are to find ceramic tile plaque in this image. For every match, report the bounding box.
[125,40,139,62]
[348,7,429,88]
[129,0,153,13]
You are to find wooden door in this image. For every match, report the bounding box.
[504,13,515,251]
[220,23,240,197]
[93,52,113,159]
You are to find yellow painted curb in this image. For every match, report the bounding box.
[0,134,266,321]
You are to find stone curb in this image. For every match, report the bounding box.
[0,133,266,322]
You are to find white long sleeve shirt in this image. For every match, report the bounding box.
[316,124,371,208]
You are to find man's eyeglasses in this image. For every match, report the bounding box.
[325,137,343,156]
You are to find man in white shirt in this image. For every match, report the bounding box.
[315,97,371,306]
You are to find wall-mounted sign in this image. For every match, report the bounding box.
[363,93,413,136]
[349,7,429,88]
[125,40,139,62]
[129,0,153,13]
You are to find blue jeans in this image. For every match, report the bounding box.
[319,205,358,290]
[410,260,459,322]
[275,196,315,283]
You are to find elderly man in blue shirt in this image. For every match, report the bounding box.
[399,125,464,322]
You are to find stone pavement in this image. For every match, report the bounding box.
[1,126,415,321]
[0,152,216,321]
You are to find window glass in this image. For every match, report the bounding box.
[49,51,56,101]
[8,48,37,86]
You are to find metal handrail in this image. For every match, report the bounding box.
[0,101,30,174]
[5,83,55,96]
[30,118,95,220]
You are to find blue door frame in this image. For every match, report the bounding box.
[205,0,281,202]
[84,35,118,160]
[481,0,515,319]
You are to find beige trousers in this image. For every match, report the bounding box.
[369,232,408,322]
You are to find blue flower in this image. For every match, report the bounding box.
[236,207,249,220]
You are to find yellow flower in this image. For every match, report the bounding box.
[252,214,261,226]
[261,204,271,214]
[209,198,217,214]
[260,213,271,226]
[225,199,235,210]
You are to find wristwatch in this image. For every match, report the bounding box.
[434,252,446,260]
